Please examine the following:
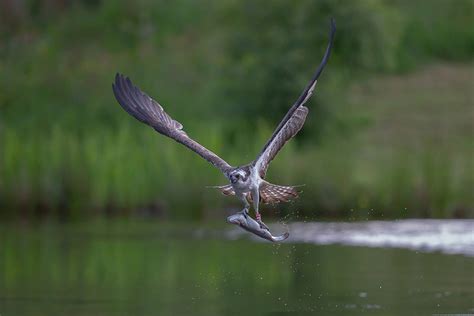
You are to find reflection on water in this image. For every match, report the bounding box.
[1,220,473,315]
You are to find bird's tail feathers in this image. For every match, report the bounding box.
[207,182,302,203]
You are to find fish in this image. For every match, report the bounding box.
[227,212,289,242]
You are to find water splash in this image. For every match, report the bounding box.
[288,219,474,257]
[229,219,474,257]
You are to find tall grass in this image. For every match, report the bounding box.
[1,105,472,219]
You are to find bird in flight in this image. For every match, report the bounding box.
[113,19,335,232]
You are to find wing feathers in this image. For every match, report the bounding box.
[265,19,335,149]
[255,106,308,178]
[112,74,233,174]
[215,184,235,196]
[253,19,335,178]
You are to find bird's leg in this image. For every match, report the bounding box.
[252,187,269,230]
[237,193,250,218]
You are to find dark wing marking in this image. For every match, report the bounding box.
[113,74,233,174]
[253,19,336,176]
[255,106,308,178]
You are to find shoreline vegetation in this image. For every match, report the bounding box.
[1,1,473,220]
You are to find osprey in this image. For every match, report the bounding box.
[113,19,335,232]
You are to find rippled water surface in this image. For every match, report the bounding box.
[1,220,473,315]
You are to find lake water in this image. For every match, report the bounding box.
[1,220,473,315]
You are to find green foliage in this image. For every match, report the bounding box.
[394,0,474,66]
[0,1,473,219]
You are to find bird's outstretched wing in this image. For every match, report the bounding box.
[255,106,309,178]
[113,74,233,174]
[253,18,336,178]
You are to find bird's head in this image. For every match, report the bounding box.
[229,168,248,184]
